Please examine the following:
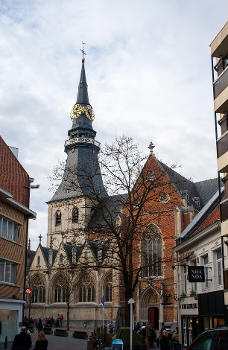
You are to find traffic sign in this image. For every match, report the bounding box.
[25,288,32,295]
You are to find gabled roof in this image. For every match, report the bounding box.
[63,243,84,263]
[177,190,221,243]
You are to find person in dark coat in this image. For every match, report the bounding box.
[160,329,170,350]
[36,319,43,333]
[12,326,32,350]
[33,331,48,350]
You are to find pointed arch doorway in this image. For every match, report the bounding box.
[140,287,160,330]
[148,307,159,329]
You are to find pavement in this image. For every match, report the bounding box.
[31,330,161,350]
[31,331,88,350]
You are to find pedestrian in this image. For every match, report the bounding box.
[148,326,156,348]
[60,314,64,327]
[33,331,48,350]
[12,326,32,350]
[108,321,114,334]
[160,329,170,350]
[56,314,60,327]
[36,319,43,333]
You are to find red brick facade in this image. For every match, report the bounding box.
[0,136,30,207]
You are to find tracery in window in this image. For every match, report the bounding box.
[104,275,112,302]
[31,275,45,303]
[53,275,67,303]
[78,275,95,302]
[142,225,162,277]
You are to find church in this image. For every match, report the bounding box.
[26,57,218,330]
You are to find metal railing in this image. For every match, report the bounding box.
[214,67,228,98]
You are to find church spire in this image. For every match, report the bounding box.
[76,59,90,105]
[70,58,95,124]
[49,55,107,203]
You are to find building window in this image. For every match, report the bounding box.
[31,275,45,303]
[202,254,209,288]
[0,215,20,242]
[160,192,170,203]
[182,265,187,295]
[53,274,69,303]
[59,254,64,263]
[146,171,156,182]
[37,256,40,265]
[55,211,61,226]
[0,259,16,284]
[78,276,95,302]
[54,286,66,302]
[104,276,112,302]
[142,226,162,277]
[32,286,45,303]
[72,207,79,223]
[215,249,222,285]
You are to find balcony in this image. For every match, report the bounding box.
[214,67,228,99]
[220,198,228,222]
[211,21,228,57]
[217,132,228,172]
[217,132,228,157]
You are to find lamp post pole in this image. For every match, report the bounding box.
[128,298,135,350]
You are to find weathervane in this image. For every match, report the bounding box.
[80,41,87,61]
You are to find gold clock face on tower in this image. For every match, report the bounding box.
[70,103,95,121]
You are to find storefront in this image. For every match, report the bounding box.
[181,315,200,348]
[198,291,225,330]
[0,299,24,350]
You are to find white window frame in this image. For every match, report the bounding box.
[0,215,19,243]
[0,259,17,284]
[214,249,223,286]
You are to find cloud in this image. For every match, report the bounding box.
[0,0,227,249]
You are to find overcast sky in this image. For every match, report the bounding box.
[0,0,227,249]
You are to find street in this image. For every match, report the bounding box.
[31,332,88,350]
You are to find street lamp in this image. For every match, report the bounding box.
[128,298,135,350]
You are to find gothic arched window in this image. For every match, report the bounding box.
[53,275,67,303]
[31,275,45,303]
[72,207,79,223]
[55,211,61,226]
[78,275,95,302]
[104,275,112,302]
[142,225,162,277]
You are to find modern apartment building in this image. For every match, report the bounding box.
[210,21,228,325]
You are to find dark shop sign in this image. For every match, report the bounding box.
[188,266,205,282]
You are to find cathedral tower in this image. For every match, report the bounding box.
[47,58,106,249]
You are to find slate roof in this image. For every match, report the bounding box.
[40,245,58,266]
[48,60,107,204]
[158,161,218,210]
[177,190,220,243]
[88,193,128,231]
[194,178,218,206]
[63,243,84,262]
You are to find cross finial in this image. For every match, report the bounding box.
[38,234,42,245]
[80,41,87,62]
[148,141,155,154]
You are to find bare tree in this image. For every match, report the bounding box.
[50,136,182,325]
